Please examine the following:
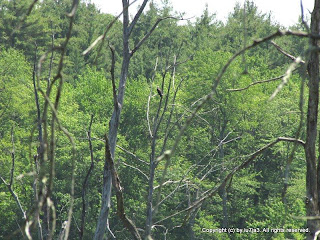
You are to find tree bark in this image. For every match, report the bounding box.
[305,0,320,239]
[94,1,146,239]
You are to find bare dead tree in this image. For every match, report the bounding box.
[93,1,183,239]
[145,54,188,238]
[32,41,45,240]
[145,60,169,238]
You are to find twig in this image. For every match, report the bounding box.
[153,55,180,216]
[29,1,79,238]
[173,104,211,127]
[130,17,185,56]
[147,57,159,138]
[116,145,149,165]
[155,134,239,211]
[271,41,306,64]
[228,40,305,93]
[153,180,185,190]
[165,55,194,71]
[121,162,149,180]
[227,75,284,92]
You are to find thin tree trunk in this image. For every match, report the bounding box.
[80,115,95,240]
[305,0,320,239]
[94,0,168,238]
[94,1,130,239]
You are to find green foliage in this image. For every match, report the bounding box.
[0,48,34,237]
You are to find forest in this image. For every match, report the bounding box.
[1,0,320,239]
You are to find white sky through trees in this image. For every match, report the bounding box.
[91,0,314,27]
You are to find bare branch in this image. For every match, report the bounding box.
[147,57,159,138]
[117,145,149,165]
[300,0,310,32]
[82,35,103,56]
[66,0,79,18]
[228,40,305,93]
[109,44,118,110]
[212,30,311,92]
[80,115,95,240]
[37,46,63,84]
[160,78,185,154]
[153,180,185,190]
[26,0,39,16]
[128,0,149,36]
[271,40,306,63]
[165,55,194,71]
[153,56,183,216]
[173,104,211,127]
[122,162,149,180]
[10,127,15,187]
[156,133,240,211]
[227,75,284,92]
[130,17,183,56]
[37,80,76,240]
[172,55,177,90]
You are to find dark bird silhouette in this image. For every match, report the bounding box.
[157,86,163,98]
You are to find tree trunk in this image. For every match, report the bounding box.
[94,1,131,239]
[305,0,320,239]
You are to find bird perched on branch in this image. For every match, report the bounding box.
[157,86,163,98]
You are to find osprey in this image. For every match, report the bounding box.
[157,86,163,98]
